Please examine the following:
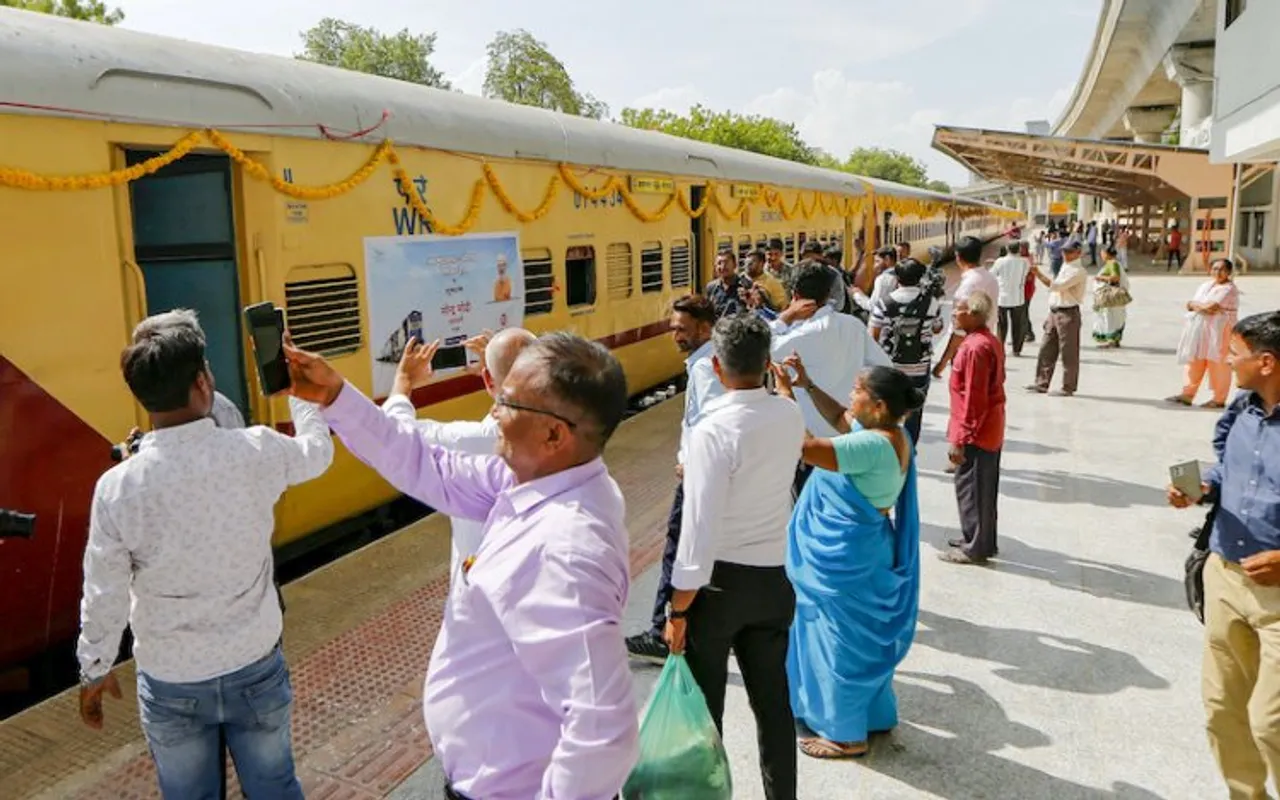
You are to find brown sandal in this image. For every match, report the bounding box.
[798,737,868,759]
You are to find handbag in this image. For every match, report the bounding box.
[1184,499,1219,624]
[1093,283,1132,310]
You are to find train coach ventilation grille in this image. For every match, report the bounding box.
[640,243,664,294]
[606,243,634,301]
[670,240,692,288]
[284,275,362,356]
[522,250,554,316]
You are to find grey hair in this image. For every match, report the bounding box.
[484,328,536,387]
[961,290,995,323]
[518,332,628,449]
[122,308,208,413]
[711,314,772,380]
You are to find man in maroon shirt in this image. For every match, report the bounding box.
[940,291,1007,565]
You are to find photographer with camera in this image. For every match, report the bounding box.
[77,309,333,799]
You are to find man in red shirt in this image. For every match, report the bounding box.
[941,290,1007,565]
[1168,225,1183,271]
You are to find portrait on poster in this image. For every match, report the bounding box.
[364,231,524,397]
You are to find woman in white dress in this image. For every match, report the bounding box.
[1167,258,1240,409]
[1091,246,1130,348]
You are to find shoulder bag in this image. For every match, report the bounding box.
[1185,498,1218,624]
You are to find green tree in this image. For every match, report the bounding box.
[483,29,606,119]
[925,179,952,193]
[620,105,818,165]
[2,0,122,24]
[297,18,450,88]
[842,147,930,187]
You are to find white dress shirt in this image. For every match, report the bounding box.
[77,398,333,683]
[679,340,724,465]
[210,391,245,429]
[769,306,892,437]
[672,389,805,590]
[989,255,1031,308]
[383,394,497,581]
[1048,260,1089,308]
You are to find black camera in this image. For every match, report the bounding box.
[0,509,36,539]
[110,428,144,463]
[928,246,944,268]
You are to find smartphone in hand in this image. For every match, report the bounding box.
[244,302,291,395]
[1169,460,1204,503]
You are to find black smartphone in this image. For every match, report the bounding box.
[243,302,291,395]
[431,344,468,372]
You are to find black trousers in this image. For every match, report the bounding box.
[649,482,684,635]
[903,374,930,446]
[791,461,814,503]
[954,445,1001,559]
[685,562,797,800]
[997,304,1029,356]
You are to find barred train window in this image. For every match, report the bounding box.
[640,242,664,293]
[738,235,752,265]
[566,245,596,307]
[716,235,732,255]
[783,233,796,263]
[521,249,554,316]
[670,239,692,288]
[606,242,634,301]
[284,264,362,357]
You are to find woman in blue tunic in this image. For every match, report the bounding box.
[771,357,922,760]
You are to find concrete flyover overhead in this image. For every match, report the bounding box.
[938,0,1280,272]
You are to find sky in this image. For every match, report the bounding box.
[105,0,1103,186]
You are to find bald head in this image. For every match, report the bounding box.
[484,328,536,390]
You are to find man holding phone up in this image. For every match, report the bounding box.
[77,309,333,799]
[1168,311,1280,799]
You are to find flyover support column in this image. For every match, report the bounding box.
[1165,47,1216,148]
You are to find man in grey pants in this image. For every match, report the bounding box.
[1027,240,1088,397]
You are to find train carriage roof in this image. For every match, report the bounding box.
[0,8,1011,211]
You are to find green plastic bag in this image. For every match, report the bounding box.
[621,654,733,800]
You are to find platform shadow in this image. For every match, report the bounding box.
[865,671,1163,799]
[996,467,1167,508]
[918,429,1065,456]
[921,524,1187,612]
[913,610,1168,695]
[1108,345,1178,357]
[1074,393,1212,412]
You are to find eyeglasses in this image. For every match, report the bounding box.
[494,395,579,429]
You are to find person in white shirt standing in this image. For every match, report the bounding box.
[382,327,536,584]
[769,260,892,498]
[932,236,1001,379]
[77,309,333,799]
[664,313,804,800]
[628,294,723,663]
[989,244,1032,357]
[1028,239,1089,396]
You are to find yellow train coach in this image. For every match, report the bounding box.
[0,10,1017,675]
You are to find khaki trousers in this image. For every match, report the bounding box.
[1034,307,1081,393]
[1203,554,1280,799]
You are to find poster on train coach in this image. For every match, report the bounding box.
[363,231,525,397]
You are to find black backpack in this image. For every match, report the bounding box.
[883,291,933,365]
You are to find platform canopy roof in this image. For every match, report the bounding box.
[931,125,1217,208]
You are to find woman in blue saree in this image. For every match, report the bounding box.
[771,358,922,760]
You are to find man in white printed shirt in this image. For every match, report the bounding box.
[989,245,1032,356]
[628,294,723,663]
[768,260,891,497]
[664,313,805,800]
[382,327,535,583]
[1028,239,1089,396]
[77,310,333,799]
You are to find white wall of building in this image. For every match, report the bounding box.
[1211,0,1280,162]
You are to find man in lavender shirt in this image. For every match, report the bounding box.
[285,333,639,800]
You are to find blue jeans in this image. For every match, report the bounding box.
[137,644,303,800]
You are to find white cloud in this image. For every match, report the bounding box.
[448,57,487,95]
[627,85,707,114]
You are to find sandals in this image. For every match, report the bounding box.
[1165,395,1192,406]
[1201,401,1226,409]
[798,737,868,760]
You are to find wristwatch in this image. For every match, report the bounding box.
[666,602,689,620]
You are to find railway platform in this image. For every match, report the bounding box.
[4,253,1278,799]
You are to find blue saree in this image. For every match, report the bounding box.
[786,458,921,743]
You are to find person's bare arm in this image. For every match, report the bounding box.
[781,354,851,434]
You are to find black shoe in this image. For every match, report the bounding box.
[947,538,966,548]
[626,632,669,664]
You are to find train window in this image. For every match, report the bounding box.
[738,235,752,265]
[716,235,733,255]
[606,243,634,301]
[756,234,769,252]
[670,239,692,288]
[566,245,596,307]
[522,249,554,316]
[640,242,664,293]
[783,233,796,263]
[284,263,362,357]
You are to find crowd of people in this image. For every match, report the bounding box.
[70,222,1280,800]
